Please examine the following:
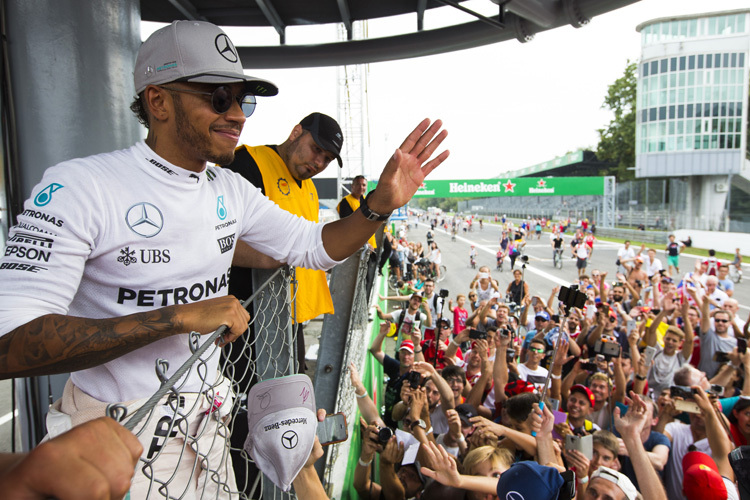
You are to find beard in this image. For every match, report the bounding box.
[173,93,236,166]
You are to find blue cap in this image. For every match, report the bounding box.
[535,311,550,321]
[496,461,565,500]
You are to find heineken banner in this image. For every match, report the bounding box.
[369,177,604,198]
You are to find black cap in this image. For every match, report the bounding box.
[299,113,343,167]
[455,403,478,426]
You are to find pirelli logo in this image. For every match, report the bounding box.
[8,232,54,248]
[217,234,235,254]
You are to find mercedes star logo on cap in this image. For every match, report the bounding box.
[215,34,238,63]
[281,430,298,449]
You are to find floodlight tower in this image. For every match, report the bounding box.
[336,21,370,200]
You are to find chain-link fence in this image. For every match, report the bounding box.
[320,248,373,498]
[99,266,299,500]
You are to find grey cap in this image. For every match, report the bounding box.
[243,374,316,492]
[134,21,278,96]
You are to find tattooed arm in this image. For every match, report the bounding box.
[0,297,250,378]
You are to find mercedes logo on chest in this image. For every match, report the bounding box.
[126,202,164,238]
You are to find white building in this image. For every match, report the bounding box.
[636,9,750,230]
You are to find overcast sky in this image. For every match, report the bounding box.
[144,0,749,181]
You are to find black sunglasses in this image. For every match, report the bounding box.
[160,85,257,117]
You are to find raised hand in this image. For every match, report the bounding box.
[368,120,449,213]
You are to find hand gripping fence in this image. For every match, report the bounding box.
[103,266,299,500]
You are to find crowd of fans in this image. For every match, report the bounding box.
[352,216,749,500]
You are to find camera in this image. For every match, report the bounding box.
[670,385,697,400]
[708,384,725,397]
[580,361,598,372]
[498,327,513,338]
[506,348,516,362]
[407,371,423,389]
[469,329,487,340]
[558,286,586,309]
[520,255,529,263]
[593,337,621,359]
[376,426,394,444]
[439,288,450,299]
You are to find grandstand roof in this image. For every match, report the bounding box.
[498,150,612,178]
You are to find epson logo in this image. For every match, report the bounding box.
[217,235,235,254]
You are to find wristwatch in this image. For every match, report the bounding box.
[635,374,646,381]
[360,192,392,222]
[410,418,427,430]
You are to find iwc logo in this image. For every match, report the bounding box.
[126,202,164,238]
[277,178,290,196]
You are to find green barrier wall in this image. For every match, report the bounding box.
[340,269,389,500]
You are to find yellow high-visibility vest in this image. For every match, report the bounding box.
[244,145,334,323]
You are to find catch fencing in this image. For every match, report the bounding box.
[108,266,299,500]
[318,247,374,499]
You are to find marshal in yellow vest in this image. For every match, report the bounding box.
[337,193,378,249]
[241,145,334,323]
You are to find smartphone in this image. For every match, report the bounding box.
[317,413,348,446]
[412,320,421,333]
[626,319,637,335]
[580,361,598,372]
[713,351,730,363]
[506,348,516,363]
[564,434,593,459]
[551,314,560,323]
[547,397,561,412]
[644,346,658,366]
[739,338,747,355]
[674,399,701,414]
[532,297,539,306]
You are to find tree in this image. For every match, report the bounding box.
[596,60,637,180]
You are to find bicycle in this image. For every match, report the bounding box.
[553,248,564,269]
[729,265,742,283]
[414,258,447,283]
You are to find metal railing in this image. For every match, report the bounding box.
[104,266,298,499]
[317,248,374,498]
